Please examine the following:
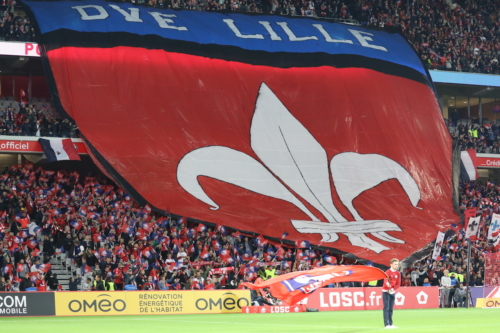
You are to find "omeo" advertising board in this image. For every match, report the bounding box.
[55,290,250,316]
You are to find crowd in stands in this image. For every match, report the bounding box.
[0,99,78,137]
[0,7,36,42]
[0,162,497,296]
[0,163,357,292]
[401,178,500,307]
[447,117,500,154]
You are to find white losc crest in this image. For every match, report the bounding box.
[177,83,422,253]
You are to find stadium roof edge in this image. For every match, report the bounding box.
[430,70,500,87]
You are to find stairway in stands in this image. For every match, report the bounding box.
[49,255,78,291]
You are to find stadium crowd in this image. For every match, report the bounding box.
[0,8,35,42]
[448,118,500,154]
[0,101,79,137]
[401,178,500,307]
[0,160,497,295]
[0,163,356,292]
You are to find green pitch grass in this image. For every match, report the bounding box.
[1,308,497,332]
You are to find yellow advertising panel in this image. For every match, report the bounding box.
[55,292,128,316]
[126,290,250,315]
[55,290,250,316]
[126,291,189,315]
[476,298,500,308]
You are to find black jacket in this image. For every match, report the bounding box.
[19,277,33,291]
[69,278,81,291]
[94,280,105,291]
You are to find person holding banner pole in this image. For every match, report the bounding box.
[464,215,481,309]
[382,258,401,329]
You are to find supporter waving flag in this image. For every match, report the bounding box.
[2,264,13,275]
[295,240,311,248]
[200,249,210,260]
[29,272,39,282]
[243,265,387,305]
[27,238,38,249]
[70,220,83,231]
[36,263,51,273]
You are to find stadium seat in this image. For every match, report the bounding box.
[6,96,14,101]
[39,97,47,103]
[31,97,39,103]
[25,287,38,291]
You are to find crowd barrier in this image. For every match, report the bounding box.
[476,298,500,308]
[303,287,439,310]
[0,292,55,317]
[0,287,446,317]
[0,290,250,317]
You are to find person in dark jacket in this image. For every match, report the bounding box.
[19,273,33,291]
[93,275,105,291]
[47,273,59,291]
[42,235,55,258]
[69,276,81,291]
[83,248,98,269]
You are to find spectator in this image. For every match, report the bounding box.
[441,270,452,308]
[69,276,81,291]
[82,277,92,291]
[19,272,33,291]
[93,275,105,291]
[453,284,467,307]
[47,273,59,291]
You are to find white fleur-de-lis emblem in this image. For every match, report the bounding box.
[177,83,422,253]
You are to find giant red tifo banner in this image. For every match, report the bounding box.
[304,287,439,311]
[23,0,459,263]
[243,265,386,305]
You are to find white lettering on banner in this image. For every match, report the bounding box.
[311,287,438,310]
[0,142,29,150]
[348,29,388,52]
[0,295,26,307]
[320,291,381,308]
[258,21,282,41]
[72,5,109,20]
[487,159,500,167]
[368,291,382,306]
[276,22,318,42]
[148,12,188,31]
[65,5,390,51]
[312,24,353,44]
[108,5,143,22]
[270,306,289,313]
[223,19,264,39]
[354,291,364,306]
[341,292,352,307]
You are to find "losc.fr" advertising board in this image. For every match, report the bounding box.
[304,287,439,311]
